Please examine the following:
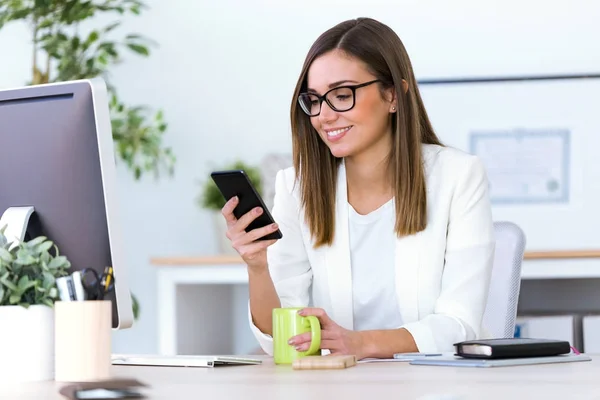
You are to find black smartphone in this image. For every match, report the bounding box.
[210,170,283,240]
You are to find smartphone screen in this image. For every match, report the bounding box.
[210,170,282,240]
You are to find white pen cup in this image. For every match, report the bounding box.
[54,300,112,382]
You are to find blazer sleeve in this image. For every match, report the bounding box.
[248,168,313,355]
[400,155,496,353]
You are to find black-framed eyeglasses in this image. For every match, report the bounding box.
[297,79,381,117]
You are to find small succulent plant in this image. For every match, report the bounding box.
[0,225,71,308]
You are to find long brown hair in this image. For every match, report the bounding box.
[290,17,443,247]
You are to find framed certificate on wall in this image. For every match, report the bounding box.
[470,129,570,204]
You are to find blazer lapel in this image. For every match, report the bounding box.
[325,161,354,330]
[394,146,437,324]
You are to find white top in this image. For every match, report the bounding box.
[348,198,403,331]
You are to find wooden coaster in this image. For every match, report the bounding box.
[292,355,357,370]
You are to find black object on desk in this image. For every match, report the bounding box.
[80,266,115,300]
[59,378,148,399]
[454,338,572,359]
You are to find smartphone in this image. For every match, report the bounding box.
[210,170,283,240]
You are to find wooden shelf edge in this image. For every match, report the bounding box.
[151,249,600,266]
[150,255,243,266]
[524,250,600,260]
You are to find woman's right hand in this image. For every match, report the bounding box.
[221,196,279,270]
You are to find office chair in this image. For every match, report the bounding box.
[482,221,527,338]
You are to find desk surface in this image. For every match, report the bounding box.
[2,355,597,399]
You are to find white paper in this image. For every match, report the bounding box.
[470,129,570,204]
[357,358,411,364]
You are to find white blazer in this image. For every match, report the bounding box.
[249,143,496,355]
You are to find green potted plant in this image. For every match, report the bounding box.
[198,161,263,255]
[0,0,175,181]
[0,225,71,382]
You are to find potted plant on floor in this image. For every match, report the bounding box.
[0,226,71,382]
[198,161,263,255]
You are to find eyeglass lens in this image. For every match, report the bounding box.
[298,87,354,116]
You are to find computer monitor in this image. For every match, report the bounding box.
[0,77,133,329]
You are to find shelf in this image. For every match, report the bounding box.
[524,250,600,260]
[151,249,600,266]
[150,250,600,280]
[151,255,242,266]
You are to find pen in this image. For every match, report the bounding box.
[102,266,113,293]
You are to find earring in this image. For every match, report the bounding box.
[391,106,396,112]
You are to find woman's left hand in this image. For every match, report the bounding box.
[288,307,367,359]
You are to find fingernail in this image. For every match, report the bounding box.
[295,345,304,352]
[288,338,295,345]
[232,196,238,202]
[297,309,305,316]
[271,223,278,230]
[255,207,262,215]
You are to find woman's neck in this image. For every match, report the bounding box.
[345,150,393,214]
[345,155,389,192]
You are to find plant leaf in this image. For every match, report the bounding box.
[17,275,29,289]
[14,254,36,265]
[48,255,67,269]
[0,276,17,291]
[26,236,47,248]
[9,293,21,304]
[17,275,36,292]
[43,272,55,289]
[104,21,120,32]
[126,43,149,56]
[0,247,12,262]
[35,240,54,254]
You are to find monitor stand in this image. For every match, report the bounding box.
[0,206,35,249]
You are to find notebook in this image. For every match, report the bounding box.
[409,353,591,368]
[454,338,571,359]
[111,354,262,368]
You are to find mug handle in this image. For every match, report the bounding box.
[299,315,321,356]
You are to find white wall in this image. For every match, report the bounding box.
[1,0,599,354]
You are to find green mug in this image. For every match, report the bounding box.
[272,307,321,364]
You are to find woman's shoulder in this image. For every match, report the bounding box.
[271,166,302,204]
[422,143,486,177]
[275,166,297,192]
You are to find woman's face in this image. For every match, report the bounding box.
[305,49,396,160]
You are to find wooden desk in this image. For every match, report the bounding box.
[1,356,597,399]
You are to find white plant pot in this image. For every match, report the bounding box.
[0,304,54,382]
[212,211,238,256]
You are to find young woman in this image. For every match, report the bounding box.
[221,17,495,359]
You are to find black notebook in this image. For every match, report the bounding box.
[454,338,572,359]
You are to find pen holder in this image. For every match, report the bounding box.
[54,300,112,382]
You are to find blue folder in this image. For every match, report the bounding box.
[409,354,592,368]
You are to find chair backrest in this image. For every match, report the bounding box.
[482,221,526,338]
